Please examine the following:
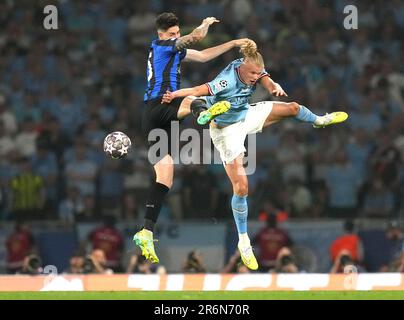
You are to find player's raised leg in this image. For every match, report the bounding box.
[133,154,174,263]
[224,154,258,270]
[176,95,231,124]
[262,102,348,128]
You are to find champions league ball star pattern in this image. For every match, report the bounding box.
[103,131,132,159]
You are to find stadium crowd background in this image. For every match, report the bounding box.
[0,0,404,274]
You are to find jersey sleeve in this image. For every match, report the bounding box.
[154,39,187,58]
[258,67,270,80]
[179,48,187,60]
[205,76,231,95]
[153,39,178,55]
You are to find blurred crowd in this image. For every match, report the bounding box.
[0,0,403,227]
[7,214,404,274]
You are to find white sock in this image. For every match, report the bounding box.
[238,233,250,246]
[143,229,153,238]
[313,116,323,125]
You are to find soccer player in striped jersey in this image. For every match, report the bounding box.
[162,43,348,270]
[134,12,255,263]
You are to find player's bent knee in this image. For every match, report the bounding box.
[234,183,248,197]
[156,179,173,189]
[289,102,300,116]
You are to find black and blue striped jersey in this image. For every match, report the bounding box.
[144,38,187,102]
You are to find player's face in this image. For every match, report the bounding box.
[158,26,181,40]
[240,61,263,85]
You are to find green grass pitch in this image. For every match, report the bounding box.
[1,291,404,300]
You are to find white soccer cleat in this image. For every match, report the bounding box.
[313,111,348,128]
[238,242,258,271]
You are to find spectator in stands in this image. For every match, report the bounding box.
[330,249,357,273]
[98,158,125,217]
[379,221,404,272]
[126,253,166,274]
[183,166,218,219]
[36,116,71,170]
[323,150,363,217]
[221,250,250,274]
[9,157,46,220]
[65,138,98,198]
[271,247,299,273]
[285,176,313,217]
[82,249,113,274]
[58,186,85,226]
[182,250,207,273]
[5,221,36,274]
[127,254,152,274]
[65,254,85,274]
[88,215,124,273]
[329,219,364,266]
[0,122,15,159]
[361,178,395,218]
[19,254,43,275]
[30,142,58,215]
[253,213,293,271]
[14,117,38,158]
[121,191,140,222]
[0,94,17,135]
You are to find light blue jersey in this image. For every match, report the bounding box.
[204,59,268,126]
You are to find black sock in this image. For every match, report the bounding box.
[144,219,155,232]
[191,99,208,117]
[144,182,170,232]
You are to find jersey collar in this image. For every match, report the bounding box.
[235,67,249,86]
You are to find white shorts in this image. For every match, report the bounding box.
[210,101,274,163]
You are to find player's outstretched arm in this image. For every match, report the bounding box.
[161,85,210,104]
[184,39,257,63]
[174,17,219,51]
[259,74,288,97]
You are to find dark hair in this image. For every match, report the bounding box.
[344,219,354,233]
[155,12,179,31]
[339,254,353,267]
[103,215,116,228]
[83,255,96,274]
[267,213,278,228]
[280,255,294,266]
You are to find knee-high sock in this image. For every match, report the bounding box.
[144,182,170,232]
[231,194,248,235]
[295,105,319,124]
[190,99,208,117]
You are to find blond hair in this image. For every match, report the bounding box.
[240,42,264,68]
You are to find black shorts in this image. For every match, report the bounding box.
[142,97,184,162]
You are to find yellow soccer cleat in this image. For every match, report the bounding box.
[313,111,349,128]
[238,243,259,271]
[133,229,159,263]
[197,101,231,125]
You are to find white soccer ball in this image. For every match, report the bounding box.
[103,131,132,159]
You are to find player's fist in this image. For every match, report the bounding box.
[234,38,257,50]
[202,17,220,26]
[161,90,175,104]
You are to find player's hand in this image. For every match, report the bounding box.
[234,38,257,50]
[202,17,220,27]
[272,83,288,97]
[161,90,175,104]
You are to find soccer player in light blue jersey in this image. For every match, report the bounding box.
[162,43,348,270]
